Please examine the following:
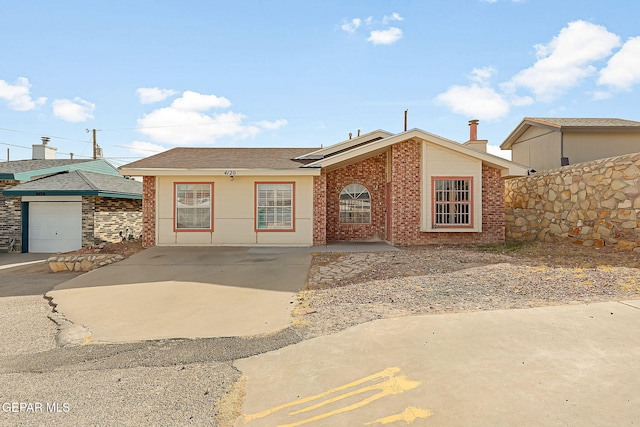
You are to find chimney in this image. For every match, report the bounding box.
[463,120,487,153]
[32,136,57,159]
[468,119,479,141]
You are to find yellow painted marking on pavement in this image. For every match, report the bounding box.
[289,374,420,415]
[243,367,400,422]
[243,367,424,427]
[365,406,433,425]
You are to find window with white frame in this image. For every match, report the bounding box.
[175,183,212,230]
[433,178,472,227]
[339,184,371,224]
[256,183,294,230]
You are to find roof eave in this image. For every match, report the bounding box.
[118,167,321,176]
[2,189,142,199]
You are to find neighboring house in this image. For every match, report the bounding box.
[500,117,640,171]
[1,141,142,253]
[120,122,528,248]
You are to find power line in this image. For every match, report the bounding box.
[0,127,92,144]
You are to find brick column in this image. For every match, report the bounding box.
[312,173,327,245]
[481,165,505,243]
[142,176,157,248]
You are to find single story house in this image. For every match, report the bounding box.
[500,117,640,171]
[1,141,142,253]
[120,122,528,248]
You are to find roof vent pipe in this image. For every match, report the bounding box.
[41,136,50,145]
[404,109,408,131]
[349,132,352,140]
[468,119,479,141]
[357,129,361,137]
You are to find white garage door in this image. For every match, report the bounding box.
[29,202,82,253]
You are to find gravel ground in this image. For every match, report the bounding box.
[0,362,238,426]
[297,242,640,339]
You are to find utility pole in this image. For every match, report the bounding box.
[92,128,97,159]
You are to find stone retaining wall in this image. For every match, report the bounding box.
[505,152,640,251]
[48,254,125,272]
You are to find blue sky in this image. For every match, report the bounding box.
[1,0,639,165]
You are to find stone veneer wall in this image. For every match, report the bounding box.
[326,153,387,241]
[505,152,640,251]
[0,180,22,251]
[93,197,142,243]
[390,140,506,245]
[142,176,157,248]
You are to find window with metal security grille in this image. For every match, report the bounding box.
[175,183,212,230]
[339,184,371,224]
[433,178,472,227]
[256,183,294,230]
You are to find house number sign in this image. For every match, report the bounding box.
[224,170,236,176]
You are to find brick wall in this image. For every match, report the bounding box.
[142,176,157,247]
[313,173,327,245]
[481,164,506,242]
[325,153,387,241]
[390,140,506,245]
[0,180,22,251]
[94,197,142,243]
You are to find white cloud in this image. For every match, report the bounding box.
[170,90,231,111]
[592,91,613,100]
[507,20,620,101]
[435,84,510,121]
[598,36,640,91]
[508,94,534,106]
[256,119,288,130]
[135,90,286,146]
[136,87,178,104]
[368,27,403,45]
[341,18,361,34]
[487,144,511,160]
[125,141,168,156]
[0,77,47,111]
[52,97,95,122]
[382,12,403,25]
[470,66,497,84]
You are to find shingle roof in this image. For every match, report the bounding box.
[120,147,319,170]
[501,117,640,149]
[3,170,142,198]
[526,117,640,128]
[0,159,120,180]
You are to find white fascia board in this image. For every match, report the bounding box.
[118,167,321,177]
[304,128,530,177]
[294,129,394,159]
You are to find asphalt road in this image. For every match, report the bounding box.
[0,254,302,426]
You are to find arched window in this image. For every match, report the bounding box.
[339,184,371,224]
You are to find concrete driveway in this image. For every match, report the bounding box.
[236,300,640,426]
[47,246,312,343]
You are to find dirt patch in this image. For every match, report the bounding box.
[64,239,145,259]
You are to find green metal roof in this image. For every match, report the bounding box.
[0,159,119,181]
[2,170,142,199]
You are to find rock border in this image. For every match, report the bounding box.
[47,254,125,273]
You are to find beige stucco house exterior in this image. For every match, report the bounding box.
[120,124,528,247]
[500,117,640,171]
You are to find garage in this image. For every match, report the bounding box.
[28,201,82,253]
